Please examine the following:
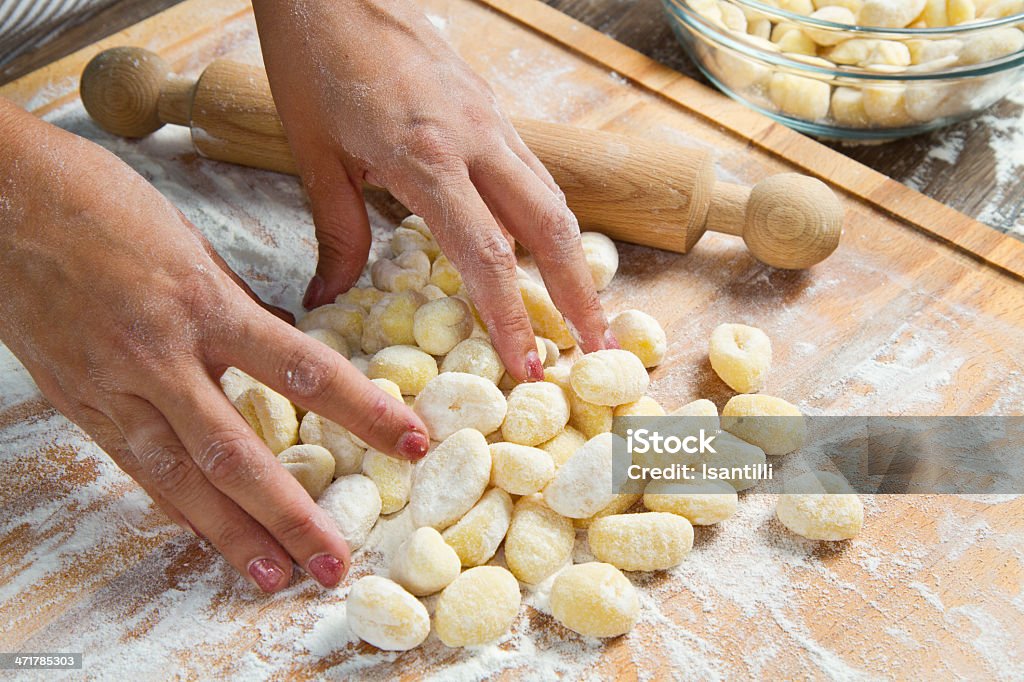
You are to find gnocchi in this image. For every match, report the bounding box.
[299,411,366,477]
[501,381,571,446]
[549,563,639,638]
[776,471,864,540]
[434,566,521,647]
[503,494,575,584]
[570,349,650,407]
[408,428,491,530]
[278,444,335,500]
[721,394,806,456]
[368,345,438,396]
[390,526,461,596]
[580,231,619,292]
[441,487,514,567]
[413,372,508,440]
[708,323,772,393]
[609,309,668,368]
[346,576,430,651]
[412,296,473,355]
[317,474,381,550]
[229,382,298,455]
[588,512,694,571]
[643,479,739,525]
[489,442,556,495]
[439,338,505,385]
[361,448,412,515]
[543,432,619,519]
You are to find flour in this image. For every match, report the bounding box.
[905,79,1024,238]
[2,11,1022,676]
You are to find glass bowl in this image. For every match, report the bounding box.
[662,0,1024,141]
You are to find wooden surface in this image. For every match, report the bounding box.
[1,0,1023,678]
[1,0,1022,241]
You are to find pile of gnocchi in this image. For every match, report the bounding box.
[221,215,863,651]
[692,0,1024,128]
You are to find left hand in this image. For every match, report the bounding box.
[252,0,615,382]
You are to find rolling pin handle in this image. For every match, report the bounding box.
[80,47,178,137]
[707,174,843,269]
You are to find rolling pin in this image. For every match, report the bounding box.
[78,47,842,269]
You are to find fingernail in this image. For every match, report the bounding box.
[302,275,325,310]
[397,430,429,460]
[248,558,287,593]
[604,329,621,350]
[525,350,544,382]
[308,553,347,587]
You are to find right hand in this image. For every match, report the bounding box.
[0,99,429,592]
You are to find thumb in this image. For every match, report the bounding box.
[302,159,373,310]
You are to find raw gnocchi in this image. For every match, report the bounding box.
[643,479,739,525]
[390,526,461,596]
[229,382,298,455]
[776,471,864,540]
[708,323,772,393]
[439,338,505,385]
[434,566,521,647]
[489,442,556,495]
[408,428,491,530]
[501,381,571,446]
[441,487,514,567]
[543,432,619,519]
[346,576,430,651]
[413,372,508,440]
[549,562,639,638]
[721,394,807,456]
[609,309,668,368]
[503,494,575,584]
[412,296,474,355]
[569,349,650,407]
[368,345,438,396]
[588,512,694,571]
[317,474,381,550]
[278,444,335,500]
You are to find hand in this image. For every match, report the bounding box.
[0,100,429,592]
[252,0,615,381]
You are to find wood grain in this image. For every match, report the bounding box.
[2,0,1020,237]
[0,0,1021,679]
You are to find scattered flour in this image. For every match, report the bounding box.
[0,8,1021,677]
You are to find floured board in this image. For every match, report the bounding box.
[0,0,1021,678]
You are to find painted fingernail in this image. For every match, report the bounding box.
[308,553,347,587]
[604,329,621,350]
[397,430,429,460]
[525,350,545,382]
[248,558,287,593]
[302,275,325,310]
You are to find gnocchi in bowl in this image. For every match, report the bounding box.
[663,0,1024,140]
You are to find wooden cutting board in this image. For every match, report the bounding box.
[1,0,1021,678]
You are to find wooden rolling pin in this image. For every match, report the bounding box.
[79,47,842,268]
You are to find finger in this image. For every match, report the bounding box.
[473,151,612,351]
[175,209,293,323]
[410,170,542,382]
[302,159,373,309]
[504,123,563,200]
[73,405,188,529]
[153,375,354,588]
[108,395,298,593]
[220,310,429,460]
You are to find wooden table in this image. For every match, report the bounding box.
[1,0,1022,678]
[1,0,1021,239]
